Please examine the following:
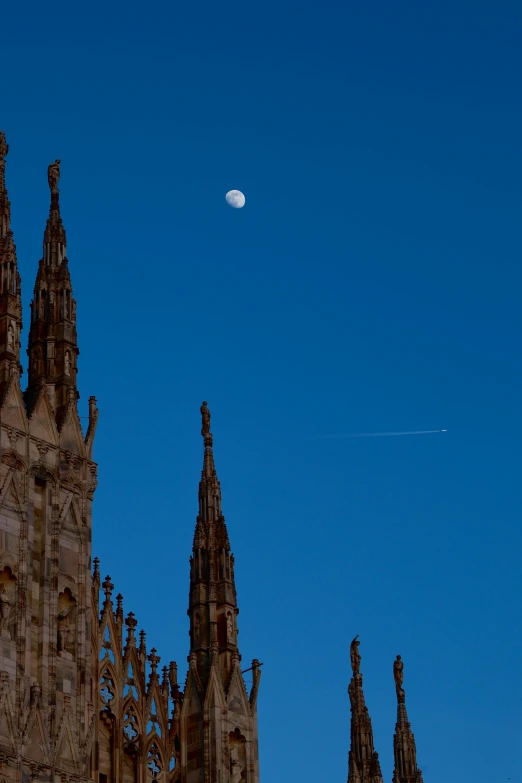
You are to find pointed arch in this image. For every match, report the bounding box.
[99,663,118,709]
[123,656,140,701]
[146,740,163,780]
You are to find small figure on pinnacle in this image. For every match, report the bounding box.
[201,400,211,436]
[394,655,405,700]
[350,635,361,676]
[48,159,61,192]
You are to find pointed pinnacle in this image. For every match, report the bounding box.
[43,159,66,265]
[198,400,222,521]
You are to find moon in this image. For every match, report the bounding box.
[226,190,246,209]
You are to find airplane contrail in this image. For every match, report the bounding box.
[323,430,447,439]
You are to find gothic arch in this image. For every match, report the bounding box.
[28,462,57,487]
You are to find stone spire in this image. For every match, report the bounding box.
[25,159,79,422]
[188,401,237,686]
[182,402,261,783]
[392,656,424,783]
[0,131,23,397]
[347,637,383,783]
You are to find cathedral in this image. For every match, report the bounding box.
[0,132,424,783]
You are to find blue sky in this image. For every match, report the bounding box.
[3,0,522,780]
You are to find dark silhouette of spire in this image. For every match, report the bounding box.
[347,637,383,783]
[0,131,23,397]
[25,159,79,423]
[188,402,238,686]
[392,655,424,783]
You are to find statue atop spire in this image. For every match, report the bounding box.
[392,655,423,783]
[47,159,61,192]
[347,637,382,783]
[201,400,211,437]
[393,655,405,701]
[350,635,361,676]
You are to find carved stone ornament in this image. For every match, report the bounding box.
[47,159,61,192]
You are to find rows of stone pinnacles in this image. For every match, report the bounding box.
[92,558,182,783]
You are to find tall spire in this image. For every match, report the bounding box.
[0,131,23,397]
[392,656,424,783]
[25,159,79,422]
[188,401,237,686]
[347,637,383,783]
[182,402,261,783]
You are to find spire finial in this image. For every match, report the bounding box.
[102,575,114,606]
[392,655,423,783]
[350,635,361,676]
[148,648,160,680]
[198,400,222,520]
[393,654,405,703]
[47,159,61,193]
[42,158,66,267]
[201,400,211,438]
[347,637,381,783]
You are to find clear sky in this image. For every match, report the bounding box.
[3,0,522,780]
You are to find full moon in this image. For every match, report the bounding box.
[225,190,246,209]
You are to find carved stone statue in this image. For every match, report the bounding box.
[7,323,14,351]
[226,612,233,639]
[47,159,61,192]
[350,635,361,676]
[201,401,211,436]
[57,590,76,654]
[64,351,71,376]
[0,584,11,635]
[230,745,243,783]
[57,607,72,653]
[394,655,404,699]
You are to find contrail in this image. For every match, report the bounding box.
[323,430,447,439]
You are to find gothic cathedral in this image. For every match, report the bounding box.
[0,133,424,783]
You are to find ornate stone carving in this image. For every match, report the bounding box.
[57,588,76,655]
[226,612,233,640]
[350,635,361,676]
[0,583,12,637]
[201,400,211,436]
[47,160,61,192]
[230,744,243,783]
[394,655,404,700]
[0,567,16,639]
